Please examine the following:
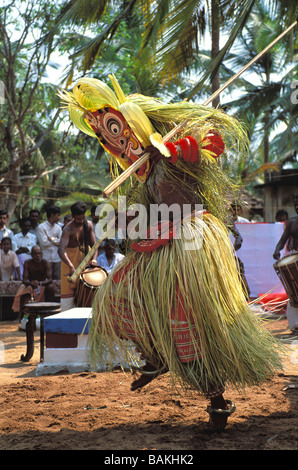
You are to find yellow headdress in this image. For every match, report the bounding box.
[58,75,170,182]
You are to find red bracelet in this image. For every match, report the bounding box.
[203,132,225,157]
[165,142,178,164]
[177,138,191,161]
[185,135,198,162]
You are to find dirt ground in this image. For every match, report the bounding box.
[0,315,297,452]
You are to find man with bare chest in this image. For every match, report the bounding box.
[273,196,298,332]
[273,196,298,260]
[12,246,55,320]
[58,201,97,311]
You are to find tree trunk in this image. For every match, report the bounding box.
[0,123,22,224]
[263,110,270,179]
[211,0,221,108]
[263,61,271,219]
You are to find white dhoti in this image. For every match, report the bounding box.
[60,297,76,312]
[286,303,298,331]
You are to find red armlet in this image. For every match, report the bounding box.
[165,142,178,164]
[185,136,198,162]
[177,138,191,161]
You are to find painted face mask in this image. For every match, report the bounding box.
[84,107,150,182]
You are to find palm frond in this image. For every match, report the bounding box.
[185,0,256,100]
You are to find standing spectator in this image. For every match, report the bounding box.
[0,237,21,281]
[12,218,37,276]
[275,209,288,223]
[37,206,62,280]
[231,202,251,223]
[63,214,72,228]
[29,209,40,235]
[0,210,13,241]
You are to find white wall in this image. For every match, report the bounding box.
[233,222,286,297]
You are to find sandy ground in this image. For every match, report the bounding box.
[0,315,297,452]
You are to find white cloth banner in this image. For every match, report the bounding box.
[232,222,286,298]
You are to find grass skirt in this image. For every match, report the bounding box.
[89,213,283,394]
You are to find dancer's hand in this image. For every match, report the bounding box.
[144,145,164,163]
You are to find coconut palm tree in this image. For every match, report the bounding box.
[223,2,297,177]
[48,0,297,106]
[46,0,258,104]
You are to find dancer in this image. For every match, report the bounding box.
[60,76,283,432]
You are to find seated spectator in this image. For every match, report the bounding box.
[37,206,62,280]
[0,210,13,241]
[29,209,41,235]
[12,218,37,277]
[12,246,55,321]
[0,237,21,281]
[97,239,125,274]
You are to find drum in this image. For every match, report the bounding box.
[75,266,108,307]
[274,253,298,307]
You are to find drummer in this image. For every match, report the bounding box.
[273,196,298,260]
[273,196,298,332]
[58,201,97,311]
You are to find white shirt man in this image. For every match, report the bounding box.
[0,211,13,241]
[37,206,62,280]
[96,240,124,274]
[12,218,37,277]
[0,238,21,281]
[12,229,37,256]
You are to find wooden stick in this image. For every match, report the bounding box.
[204,20,297,107]
[102,20,297,199]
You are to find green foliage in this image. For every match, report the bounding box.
[0,0,297,220]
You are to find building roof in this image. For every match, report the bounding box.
[227,188,264,210]
[255,169,298,188]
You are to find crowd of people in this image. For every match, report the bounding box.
[1,197,298,330]
[0,203,125,318]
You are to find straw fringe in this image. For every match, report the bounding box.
[89,213,284,394]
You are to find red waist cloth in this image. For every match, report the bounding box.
[109,265,201,363]
[131,211,208,253]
